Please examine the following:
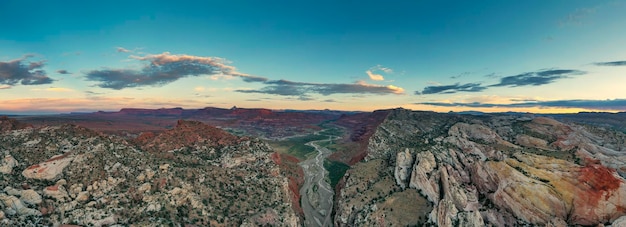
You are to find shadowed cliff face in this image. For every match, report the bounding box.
[329,110,390,165]
[335,110,626,226]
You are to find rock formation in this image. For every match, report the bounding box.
[335,109,626,226]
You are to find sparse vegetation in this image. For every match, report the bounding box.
[323,159,350,189]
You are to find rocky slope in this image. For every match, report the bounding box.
[0,116,31,133]
[335,109,626,226]
[0,119,298,226]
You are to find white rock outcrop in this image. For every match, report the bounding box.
[394,148,414,188]
[20,189,42,205]
[22,153,74,180]
[611,216,626,227]
[0,155,18,174]
[43,185,69,202]
[0,194,41,216]
[409,151,439,203]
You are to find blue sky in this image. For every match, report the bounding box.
[1,0,625,113]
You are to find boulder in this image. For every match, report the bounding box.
[138,183,151,193]
[43,185,69,202]
[0,194,41,216]
[75,191,90,202]
[611,216,626,227]
[20,189,42,205]
[3,187,20,196]
[22,153,74,180]
[0,155,18,174]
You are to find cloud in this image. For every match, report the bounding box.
[417,99,626,111]
[84,91,104,95]
[86,52,268,89]
[484,72,499,78]
[236,80,404,97]
[298,96,315,101]
[365,65,393,81]
[416,69,584,96]
[594,61,626,66]
[490,69,585,87]
[0,56,54,86]
[416,83,486,95]
[0,85,11,89]
[559,7,596,27]
[57,69,71,74]
[450,72,470,79]
[116,47,131,53]
[366,70,385,81]
[194,86,205,92]
[31,87,74,92]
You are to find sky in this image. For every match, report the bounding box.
[1,0,626,114]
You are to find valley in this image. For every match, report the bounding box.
[298,128,343,227]
[2,107,626,226]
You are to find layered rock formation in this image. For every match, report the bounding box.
[335,109,626,226]
[0,119,298,226]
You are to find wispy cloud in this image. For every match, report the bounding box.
[0,85,11,89]
[417,69,584,95]
[237,80,404,97]
[559,7,596,27]
[84,91,104,95]
[490,69,585,87]
[86,52,268,89]
[417,99,626,111]
[365,65,393,81]
[298,96,315,101]
[484,72,499,78]
[116,47,131,53]
[31,87,74,92]
[57,69,71,74]
[594,61,626,66]
[450,71,470,79]
[0,56,54,87]
[366,70,385,81]
[416,83,486,95]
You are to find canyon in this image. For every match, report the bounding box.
[2,108,626,226]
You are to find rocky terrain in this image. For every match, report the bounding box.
[0,118,298,226]
[335,109,626,226]
[4,107,626,226]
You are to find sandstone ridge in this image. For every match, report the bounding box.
[335,110,626,226]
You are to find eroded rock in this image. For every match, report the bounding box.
[22,153,74,180]
[0,154,18,175]
[0,194,41,216]
[394,148,414,188]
